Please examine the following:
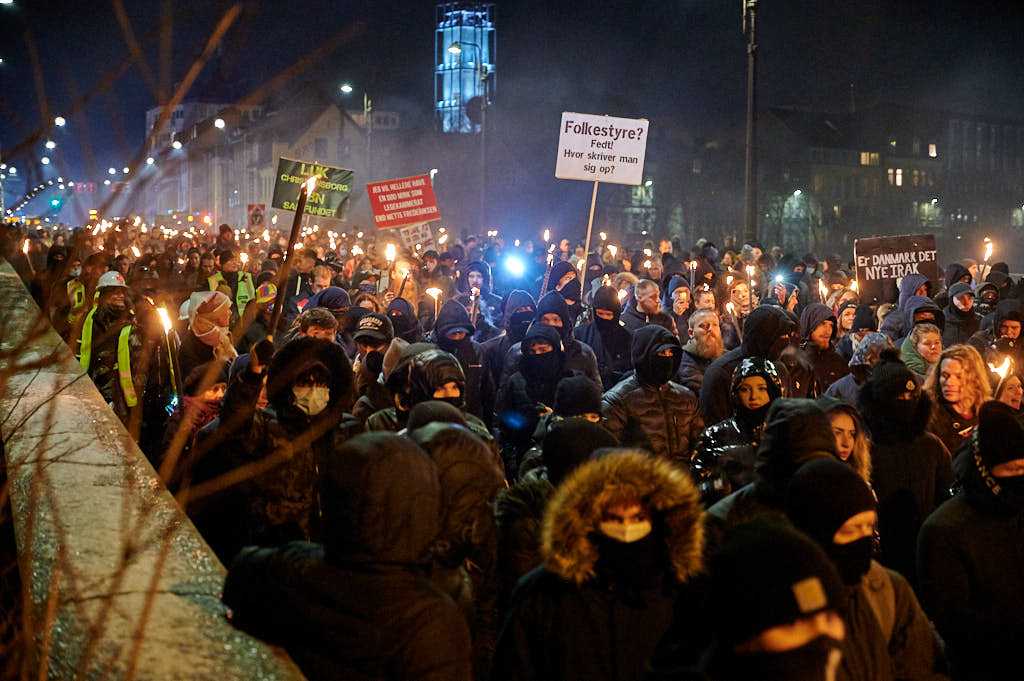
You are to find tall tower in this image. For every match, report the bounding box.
[435,3,496,134]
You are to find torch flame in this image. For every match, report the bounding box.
[543,228,550,243]
[643,248,653,257]
[617,288,628,302]
[425,287,442,300]
[726,275,734,286]
[131,246,141,258]
[984,240,993,262]
[850,280,859,292]
[385,243,397,262]
[21,239,29,255]
[548,243,556,253]
[726,301,736,315]
[745,265,755,278]
[607,244,618,258]
[240,252,249,265]
[351,245,364,256]
[990,357,1012,380]
[643,259,652,269]
[818,279,829,298]
[304,175,319,194]
[599,231,607,241]
[155,306,173,334]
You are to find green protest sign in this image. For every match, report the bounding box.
[271,158,354,219]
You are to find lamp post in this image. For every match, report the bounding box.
[340,83,373,180]
[448,41,490,230]
[742,0,759,245]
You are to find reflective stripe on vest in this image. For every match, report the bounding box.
[117,325,138,408]
[78,305,98,371]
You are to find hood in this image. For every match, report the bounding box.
[321,433,441,564]
[755,399,837,488]
[740,305,798,358]
[849,331,892,368]
[405,349,465,407]
[900,333,932,376]
[546,260,578,295]
[592,285,622,318]
[985,269,1012,291]
[266,336,353,429]
[583,253,605,291]
[730,357,784,406]
[386,297,421,343]
[521,323,564,357]
[992,299,1023,332]
[945,263,972,289]
[500,289,537,329]
[541,450,703,585]
[799,303,836,343]
[307,286,350,312]
[542,418,619,485]
[535,291,572,341]
[903,295,945,334]
[897,273,930,310]
[661,275,691,310]
[632,324,682,385]
[434,299,474,338]
[458,260,492,294]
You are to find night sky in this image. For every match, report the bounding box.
[1,0,1022,229]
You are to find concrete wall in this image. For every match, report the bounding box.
[0,260,305,680]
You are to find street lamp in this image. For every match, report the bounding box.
[340,82,373,179]
[339,83,353,94]
[53,115,66,127]
[214,117,225,129]
[742,0,760,245]
[448,40,491,229]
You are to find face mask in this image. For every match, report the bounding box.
[728,636,843,681]
[829,536,873,585]
[508,311,534,341]
[292,385,330,416]
[599,520,652,543]
[522,350,560,380]
[595,315,619,334]
[438,395,465,410]
[364,350,384,376]
[69,266,82,278]
[646,354,676,385]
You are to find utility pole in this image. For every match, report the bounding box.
[479,64,489,231]
[742,0,759,246]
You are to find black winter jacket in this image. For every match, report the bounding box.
[798,303,850,394]
[941,303,979,347]
[676,339,715,397]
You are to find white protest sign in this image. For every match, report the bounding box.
[399,223,436,252]
[555,112,649,186]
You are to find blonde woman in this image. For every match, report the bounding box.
[924,344,992,455]
[819,397,872,484]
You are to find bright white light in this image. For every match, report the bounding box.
[447,43,462,55]
[0,164,5,170]
[8,167,14,174]
[214,118,225,129]
[44,140,56,150]
[122,167,130,174]
[53,115,66,127]
[40,156,50,165]
[103,179,111,186]
[172,140,182,150]
[108,167,116,175]
[339,83,353,94]
[793,189,802,197]
[146,157,154,165]
[644,179,653,188]
[430,168,439,180]
[504,255,526,278]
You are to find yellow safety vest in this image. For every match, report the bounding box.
[77,308,137,407]
[78,305,98,371]
[67,279,87,324]
[208,272,255,319]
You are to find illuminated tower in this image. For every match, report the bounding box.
[435,3,496,134]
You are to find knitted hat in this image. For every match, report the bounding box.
[948,282,974,300]
[255,282,277,305]
[866,349,919,400]
[542,419,619,486]
[851,304,877,332]
[553,375,602,416]
[978,400,1024,468]
[406,400,467,432]
[786,458,876,550]
[709,519,845,646]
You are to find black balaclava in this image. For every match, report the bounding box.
[406,349,466,410]
[787,458,878,585]
[632,324,682,387]
[560,278,583,327]
[502,289,537,344]
[434,299,474,355]
[730,357,785,434]
[520,324,565,405]
[975,400,1024,512]
[593,285,623,335]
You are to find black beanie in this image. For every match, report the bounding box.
[756,398,837,485]
[554,375,603,416]
[866,349,918,401]
[406,400,468,432]
[542,419,619,485]
[786,459,876,549]
[978,400,1024,468]
[852,304,876,332]
[709,519,844,647]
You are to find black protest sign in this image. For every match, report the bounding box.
[271,158,354,219]
[854,234,938,304]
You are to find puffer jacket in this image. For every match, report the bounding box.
[676,339,714,396]
[492,452,704,681]
[222,433,472,681]
[602,325,703,462]
[880,273,931,340]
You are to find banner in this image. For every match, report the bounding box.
[367,174,441,229]
[247,203,265,230]
[398,223,436,252]
[271,158,353,219]
[854,233,938,304]
[555,112,649,186]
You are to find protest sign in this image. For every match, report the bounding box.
[555,112,649,186]
[398,223,436,252]
[271,158,353,219]
[854,234,938,304]
[367,174,441,229]
[247,203,265,230]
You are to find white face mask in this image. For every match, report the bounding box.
[599,520,653,543]
[292,385,330,416]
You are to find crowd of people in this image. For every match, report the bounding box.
[2,217,1023,681]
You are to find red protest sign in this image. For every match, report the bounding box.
[366,174,441,229]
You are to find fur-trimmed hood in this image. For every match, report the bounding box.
[541,450,703,585]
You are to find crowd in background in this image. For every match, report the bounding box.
[1,216,1022,681]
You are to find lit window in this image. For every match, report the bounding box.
[870,152,879,166]
[860,152,871,166]
[887,168,895,185]
[895,169,903,187]
[912,170,920,187]
[928,143,937,158]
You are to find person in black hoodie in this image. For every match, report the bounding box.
[699,305,798,425]
[456,260,502,341]
[918,401,1024,681]
[837,304,878,362]
[933,262,973,310]
[386,296,422,343]
[430,299,494,422]
[480,289,535,388]
[602,325,704,462]
[573,285,633,390]
[941,282,978,348]
[222,432,472,681]
[798,302,850,396]
[499,291,601,388]
[496,326,574,441]
[858,349,952,583]
[968,298,1024,368]
[692,358,785,505]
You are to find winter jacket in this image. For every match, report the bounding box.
[799,303,850,394]
[676,340,715,397]
[825,372,862,404]
[480,290,536,386]
[700,305,797,425]
[492,452,704,681]
[918,445,1024,681]
[602,326,703,462]
[899,295,945,343]
[932,263,972,310]
[880,273,930,340]
[190,337,362,562]
[941,302,979,348]
[222,433,472,681]
[927,401,977,460]
[620,302,652,332]
[494,477,554,613]
[430,299,495,422]
[573,317,633,392]
[859,389,952,582]
[900,334,934,380]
